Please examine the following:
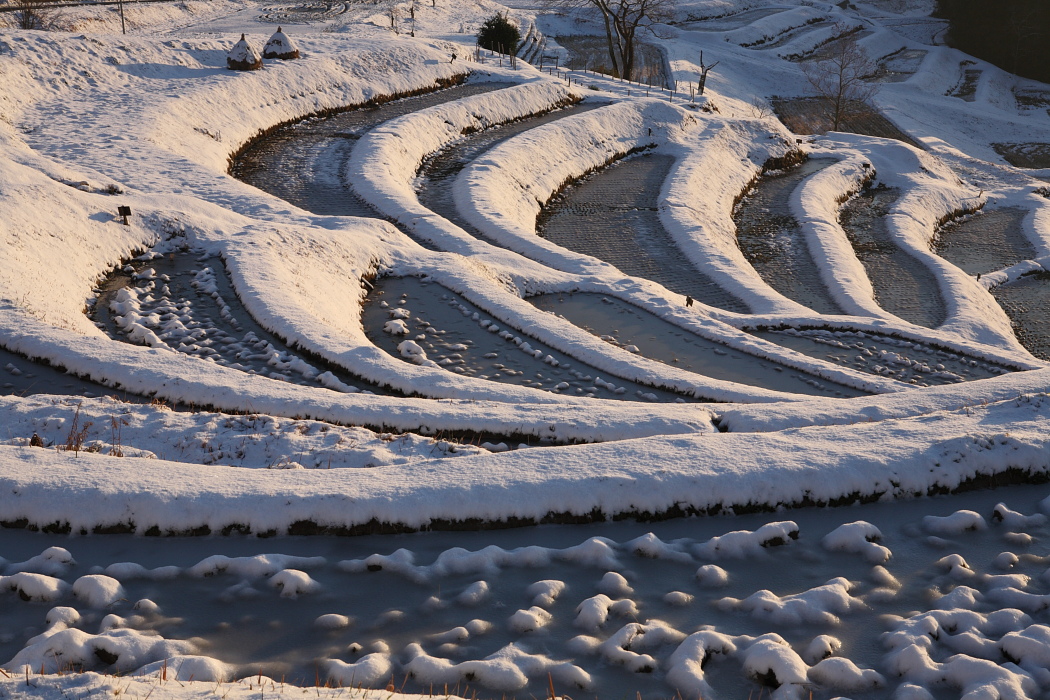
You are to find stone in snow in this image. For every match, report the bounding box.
[227,34,262,71]
[263,27,300,60]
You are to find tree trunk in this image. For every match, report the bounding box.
[597,2,621,77]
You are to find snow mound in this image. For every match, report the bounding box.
[72,575,125,608]
[695,522,799,559]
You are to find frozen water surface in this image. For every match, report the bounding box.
[840,186,948,328]
[363,276,693,402]
[934,208,1036,275]
[538,153,751,313]
[92,252,390,395]
[751,327,1016,386]
[4,483,1050,699]
[529,292,867,397]
[734,158,846,315]
[0,345,150,402]
[934,208,1050,359]
[230,82,514,220]
[992,272,1050,362]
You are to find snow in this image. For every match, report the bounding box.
[2,0,1050,696]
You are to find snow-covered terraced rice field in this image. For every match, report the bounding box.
[415,101,607,240]
[676,7,787,32]
[934,208,1036,276]
[363,277,693,403]
[538,153,752,313]
[871,48,928,83]
[993,274,1050,362]
[751,327,1015,387]
[93,252,386,396]
[4,0,1050,697]
[231,81,513,220]
[734,157,845,315]
[840,186,948,329]
[529,292,866,396]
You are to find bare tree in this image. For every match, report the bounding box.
[801,28,878,131]
[7,0,60,30]
[546,0,675,80]
[696,50,718,95]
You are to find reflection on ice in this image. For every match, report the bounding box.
[4,483,1050,699]
[530,292,867,397]
[363,277,693,403]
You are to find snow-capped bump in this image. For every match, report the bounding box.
[227,34,262,71]
[263,27,300,60]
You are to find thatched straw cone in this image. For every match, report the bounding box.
[227,34,262,71]
[263,27,300,60]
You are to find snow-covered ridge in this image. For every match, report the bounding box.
[3,392,1050,535]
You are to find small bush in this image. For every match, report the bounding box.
[477,13,520,54]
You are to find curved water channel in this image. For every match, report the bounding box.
[840,186,947,328]
[224,77,1029,397]
[231,81,875,398]
[734,157,845,315]
[528,292,866,397]
[538,153,752,314]
[935,208,1050,361]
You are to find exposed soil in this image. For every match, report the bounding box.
[772,97,923,148]
[993,142,1050,169]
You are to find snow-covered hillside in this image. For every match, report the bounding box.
[3,0,1050,696]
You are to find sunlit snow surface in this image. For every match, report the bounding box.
[4,0,1050,697]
